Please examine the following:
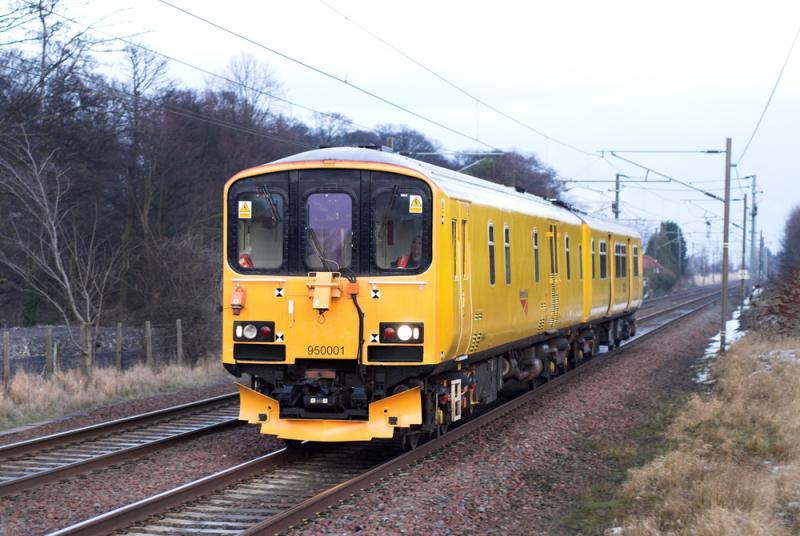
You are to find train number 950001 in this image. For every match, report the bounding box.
[307,345,345,356]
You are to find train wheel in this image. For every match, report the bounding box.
[575,344,584,365]
[545,357,558,380]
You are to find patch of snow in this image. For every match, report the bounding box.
[769,464,794,475]
[606,528,623,535]
[691,296,751,385]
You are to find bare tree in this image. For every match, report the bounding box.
[0,1,39,44]
[311,111,352,146]
[217,52,282,122]
[781,206,800,273]
[0,132,122,345]
[5,0,102,117]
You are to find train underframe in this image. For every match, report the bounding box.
[226,313,637,450]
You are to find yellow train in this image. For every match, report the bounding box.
[222,147,642,448]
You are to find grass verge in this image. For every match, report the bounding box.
[565,335,800,535]
[0,360,230,430]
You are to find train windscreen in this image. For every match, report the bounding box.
[228,168,431,275]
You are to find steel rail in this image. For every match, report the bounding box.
[48,448,305,536]
[52,289,728,536]
[0,393,238,497]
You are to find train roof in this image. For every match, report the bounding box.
[578,214,641,238]
[272,147,639,238]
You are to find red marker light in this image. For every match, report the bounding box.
[259,325,272,338]
[382,327,396,341]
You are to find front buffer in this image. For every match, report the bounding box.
[237,383,423,442]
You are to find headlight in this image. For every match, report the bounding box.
[397,325,413,341]
[242,324,258,339]
[378,322,424,343]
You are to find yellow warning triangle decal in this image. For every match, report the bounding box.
[238,201,252,219]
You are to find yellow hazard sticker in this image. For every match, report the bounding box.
[409,195,423,214]
[238,201,252,219]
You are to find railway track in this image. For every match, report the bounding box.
[640,285,720,314]
[51,288,729,536]
[0,393,239,497]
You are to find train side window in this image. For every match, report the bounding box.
[579,244,583,280]
[533,228,540,282]
[614,244,619,278]
[599,241,607,279]
[622,244,628,277]
[565,234,571,280]
[461,220,468,278]
[633,245,639,276]
[591,239,596,279]
[488,222,496,286]
[451,219,457,278]
[504,224,511,285]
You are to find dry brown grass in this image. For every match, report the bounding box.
[0,360,229,430]
[615,335,800,535]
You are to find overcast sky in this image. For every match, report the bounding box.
[70,0,800,260]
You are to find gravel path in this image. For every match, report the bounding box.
[289,305,722,536]
[0,380,238,446]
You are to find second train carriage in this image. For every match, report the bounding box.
[222,147,642,446]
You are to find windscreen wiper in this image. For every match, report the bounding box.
[378,185,400,235]
[306,227,334,272]
[258,184,282,225]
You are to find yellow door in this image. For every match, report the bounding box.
[626,238,633,310]
[547,223,560,329]
[607,234,614,316]
[455,201,472,355]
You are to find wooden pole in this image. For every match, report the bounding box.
[2,331,9,393]
[176,319,184,367]
[53,341,59,373]
[145,321,153,368]
[116,322,123,370]
[45,327,53,378]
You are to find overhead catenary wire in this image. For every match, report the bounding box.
[605,152,725,202]
[318,0,595,158]
[156,0,503,152]
[737,23,800,165]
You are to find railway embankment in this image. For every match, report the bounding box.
[566,281,800,536]
[0,360,232,442]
